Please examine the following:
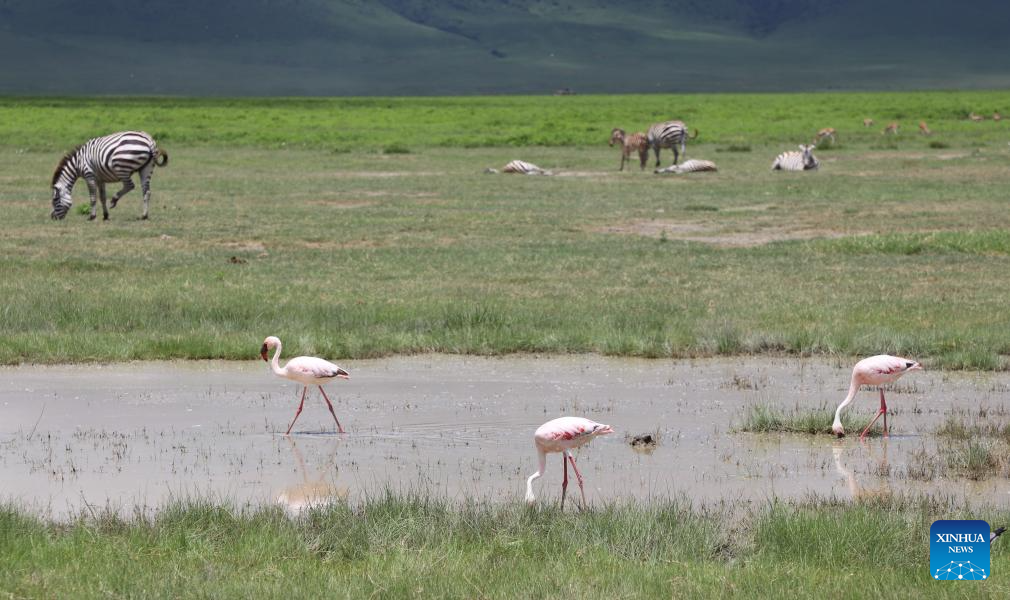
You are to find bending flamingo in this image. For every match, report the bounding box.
[832,355,921,440]
[525,416,614,509]
[260,336,350,435]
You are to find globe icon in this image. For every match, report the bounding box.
[934,561,987,580]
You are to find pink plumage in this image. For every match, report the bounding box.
[260,336,350,435]
[833,355,921,439]
[525,416,614,509]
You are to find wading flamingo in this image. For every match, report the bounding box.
[832,355,921,440]
[260,336,350,435]
[525,416,613,509]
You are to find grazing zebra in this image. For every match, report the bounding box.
[646,120,698,167]
[771,145,819,172]
[882,122,899,135]
[863,118,875,128]
[484,160,552,175]
[815,128,837,144]
[609,128,649,171]
[918,121,932,135]
[50,131,168,221]
[654,159,718,174]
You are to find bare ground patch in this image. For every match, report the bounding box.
[594,220,856,247]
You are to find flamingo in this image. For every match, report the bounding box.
[832,355,921,440]
[525,416,614,509]
[260,336,350,435]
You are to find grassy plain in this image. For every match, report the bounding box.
[2,94,1010,366]
[2,495,1009,599]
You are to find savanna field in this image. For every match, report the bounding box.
[3,92,1010,598]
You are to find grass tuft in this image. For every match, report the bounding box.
[735,403,881,436]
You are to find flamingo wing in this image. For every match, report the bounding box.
[863,355,917,376]
[287,356,350,380]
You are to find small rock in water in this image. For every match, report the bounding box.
[630,434,656,447]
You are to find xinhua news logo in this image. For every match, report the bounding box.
[930,520,990,581]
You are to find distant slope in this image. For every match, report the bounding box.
[0,0,1008,95]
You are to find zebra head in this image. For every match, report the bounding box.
[50,184,72,220]
[799,144,819,170]
[609,128,625,146]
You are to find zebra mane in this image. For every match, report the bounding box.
[51,145,82,186]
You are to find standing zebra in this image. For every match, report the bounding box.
[609,128,649,171]
[646,120,698,167]
[50,131,168,221]
[771,144,819,172]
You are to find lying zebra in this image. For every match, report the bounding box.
[771,145,819,172]
[609,128,649,171]
[654,159,718,174]
[484,160,553,175]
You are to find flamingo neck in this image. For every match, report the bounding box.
[833,378,860,429]
[525,449,547,504]
[270,341,285,377]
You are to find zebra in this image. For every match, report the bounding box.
[646,120,698,167]
[654,159,718,174]
[50,131,168,221]
[609,128,649,171]
[485,160,552,175]
[771,144,819,172]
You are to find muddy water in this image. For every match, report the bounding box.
[1,356,1008,518]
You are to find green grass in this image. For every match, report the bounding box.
[1,91,1010,151]
[734,403,882,436]
[3,94,1010,365]
[2,494,1009,598]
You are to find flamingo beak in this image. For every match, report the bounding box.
[260,344,269,361]
[336,367,350,380]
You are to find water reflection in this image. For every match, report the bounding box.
[833,441,892,501]
[276,437,348,515]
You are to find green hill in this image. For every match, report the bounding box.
[0,0,1007,94]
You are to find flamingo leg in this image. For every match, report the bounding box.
[860,403,887,441]
[567,453,586,509]
[560,452,569,510]
[286,387,308,435]
[880,389,889,436]
[317,386,345,434]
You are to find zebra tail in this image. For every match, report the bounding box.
[689,129,700,140]
[155,149,169,167]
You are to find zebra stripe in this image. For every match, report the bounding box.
[654,159,718,174]
[501,160,552,175]
[771,144,819,172]
[51,131,168,221]
[646,120,698,167]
